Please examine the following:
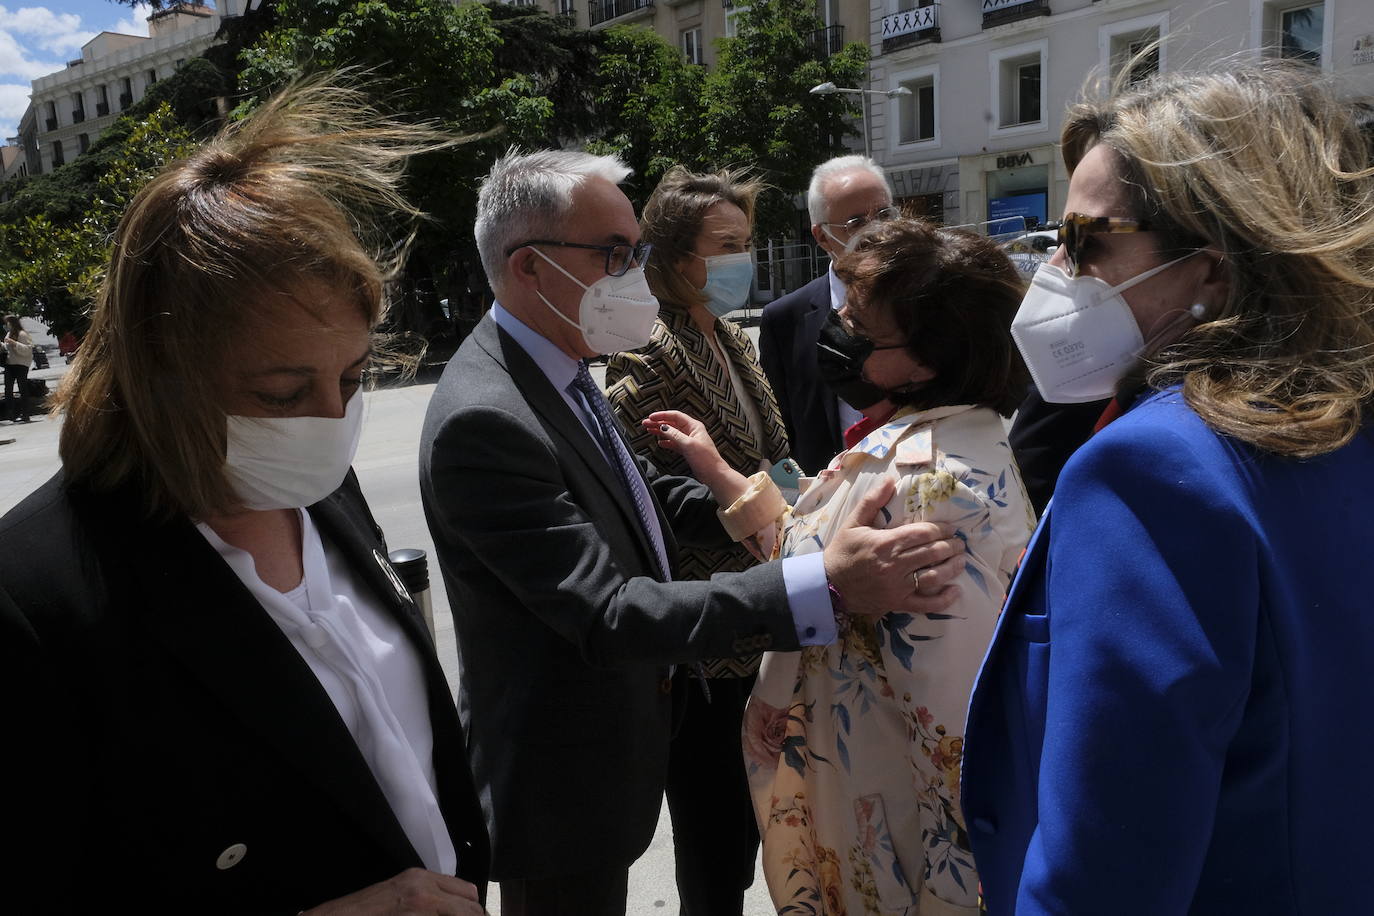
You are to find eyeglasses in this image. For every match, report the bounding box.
[506,239,654,278]
[1057,212,1155,277]
[824,206,901,235]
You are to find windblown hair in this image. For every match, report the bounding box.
[56,77,452,519]
[807,154,887,226]
[836,218,1028,417]
[639,165,764,312]
[1063,61,1374,458]
[474,149,632,296]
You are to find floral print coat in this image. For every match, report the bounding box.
[743,404,1034,915]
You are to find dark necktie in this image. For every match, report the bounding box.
[571,361,669,580]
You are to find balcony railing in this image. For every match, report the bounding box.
[44,117,57,131]
[71,108,85,124]
[589,0,653,26]
[808,24,845,57]
[881,4,940,52]
[981,0,1049,29]
[119,92,133,109]
[96,102,110,117]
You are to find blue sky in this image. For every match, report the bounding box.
[0,2,168,141]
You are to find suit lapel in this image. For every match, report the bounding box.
[720,321,790,465]
[475,318,657,573]
[103,502,421,870]
[803,288,843,445]
[666,310,769,472]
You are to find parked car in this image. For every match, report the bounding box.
[1001,229,1059,279]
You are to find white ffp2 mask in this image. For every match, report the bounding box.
[223,392,365,510]
[532,248,660,355]
[1011,253,1197,404]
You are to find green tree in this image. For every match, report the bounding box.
[0,104,197,333]
[587,25,708,209]
[703,0,868,237]
[235,0,606,331]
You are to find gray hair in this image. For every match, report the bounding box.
[806,154,889,226]
[475,148,633,294]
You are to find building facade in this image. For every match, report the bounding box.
[867,0,1374,232]
[21,1,252,176]
[513,0,868,71]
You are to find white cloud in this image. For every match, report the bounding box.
[110,4,153,39]
[0,81,30,143]
[0,26,64,81]
[0,6,93,55]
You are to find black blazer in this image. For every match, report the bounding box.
[418,314,802,881]
[0,471,489,914]
[758,274,843,475]
[1007,386,1115,516]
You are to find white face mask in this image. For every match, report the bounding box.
[1011,253,1198,404]
[531,248,660,355]
[223,391,365,510]
[694,251,755,318]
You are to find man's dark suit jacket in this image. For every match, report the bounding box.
[758,273,844,475]
[418,314,804,881]
[0,471,489,914]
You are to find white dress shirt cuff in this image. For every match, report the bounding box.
[782,552,836,646]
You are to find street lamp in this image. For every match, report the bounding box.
[810,81,912,160]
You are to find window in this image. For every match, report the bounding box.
[1255,0,1329,71]
[71,92,85,123]
[44,100,57,131]
[558,0,575,14]
[1101,14,1167,87]
[725,5,749,37]
[78,133,89,154]
[146,68,158,88]
[1013,61,1040,125]
[175,58,185,69]
[681,28,703,65]
[1280,3,1323,65]
[51,140,64,168]
[990,41,1047,134]
[120,77,133,110]
[894,69,937,145]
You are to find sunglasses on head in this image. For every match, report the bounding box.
[1057,212,1155,277]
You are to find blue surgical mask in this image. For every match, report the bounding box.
[694,251,754,318]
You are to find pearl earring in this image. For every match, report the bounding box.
[1189,303,1207,319]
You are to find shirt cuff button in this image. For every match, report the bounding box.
[804,626,816,638]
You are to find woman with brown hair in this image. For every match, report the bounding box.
[649,217,1035,914]
[605,166,790,913]
[0,82,489,914]
[961,61,1374,914]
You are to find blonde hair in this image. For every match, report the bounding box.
[57,77,453,519]
[1063,61,1374,458]
[639,166,764,312]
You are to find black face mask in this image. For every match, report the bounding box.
[816,310,903,411]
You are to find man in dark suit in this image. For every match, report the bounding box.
[419,150,966,916]
[759,155,896,474]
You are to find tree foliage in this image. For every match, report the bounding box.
[6,0,871,333]
[0,104,197,333]
[703,0,868,237]
[586,26,708,209]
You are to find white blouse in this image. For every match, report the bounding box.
[196,511,457,874]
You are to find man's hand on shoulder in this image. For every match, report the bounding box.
[822,478,965,616]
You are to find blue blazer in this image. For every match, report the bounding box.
[962,388,1374,914]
